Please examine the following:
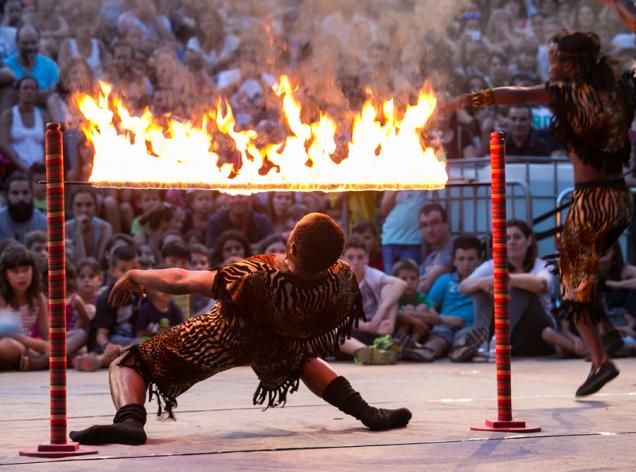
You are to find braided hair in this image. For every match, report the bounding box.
[550,31,616,90]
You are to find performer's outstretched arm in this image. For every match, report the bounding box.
[108,268,217,307]
[444,84,550,113]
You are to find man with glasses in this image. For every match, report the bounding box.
[418,203,454,293]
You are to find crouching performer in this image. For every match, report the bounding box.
[70,213,411,445]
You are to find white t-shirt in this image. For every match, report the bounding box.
[465,258,554,313]
[358,265,384,321]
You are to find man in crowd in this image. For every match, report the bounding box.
[0,171,46,243]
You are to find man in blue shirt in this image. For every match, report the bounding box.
[0,171,46,243]
[423,236,483,361]
[4,24,59,102]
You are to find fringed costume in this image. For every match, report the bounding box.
[546,71,636,324]
[117,254,364,418]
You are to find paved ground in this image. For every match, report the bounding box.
[0,357,635,471]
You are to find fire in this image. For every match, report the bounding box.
[75,76,447,193]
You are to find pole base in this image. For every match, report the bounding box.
[19,442,98,458]
[471,419,541,433]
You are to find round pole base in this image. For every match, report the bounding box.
[471,419,541,433]
[19,442,98,458]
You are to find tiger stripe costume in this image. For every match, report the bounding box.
[546,70,636,324]
[559,181,633,323]
[118,254,364,417]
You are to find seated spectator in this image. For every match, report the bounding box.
[77,245,142,371]
[418,203,454,293]
[0,171,46,243]
[138,243,158,270]
[71,257,103,329]
[24,228,47,287]
[205,195,274,252]
[1,0,23,30]
[258,233,287,255]
[25,0,69,58]
[426,236,483,362]
[430,109,477,159]
[103,40,152,112]
[158,229,185,254]
[505,104,551,156]
[65,187,113,265]
[510,39,541,83]
[186,7,239,75]
[136,286,183,339]
[130,189,163,235]
[162,240,193,319]
[101,233,137,285]
[209,229,253,267]
[0,244,48,370]
[266,191,296,234]
[487,51,511,88]
[0,76,48,172]
[63,263,90,359]
[28,162,46,212]
[117,0,174,47]
[351,221,383,272]
[46,58,95,127]
[393,259,436,348]
[134,202,181,255]
[5,24,59,101]
[57,14,109,78]
[188,243,213,315]
[381,190,427,273]
[344,236,407,343]
[459,220,585,359]
[183,189,215,237]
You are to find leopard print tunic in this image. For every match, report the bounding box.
[118,254,364,417]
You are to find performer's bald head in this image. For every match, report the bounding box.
[288,213,345,273]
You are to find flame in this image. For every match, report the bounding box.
[75,75,447,193]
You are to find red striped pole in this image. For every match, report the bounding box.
[471,131,541,433]
[20,123,97,457]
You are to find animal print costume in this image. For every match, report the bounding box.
[546,71,636,323]
[118,254,364,417]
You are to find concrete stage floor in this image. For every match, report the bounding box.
[1,358,635,471]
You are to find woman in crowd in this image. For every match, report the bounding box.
[0,76,48,173]
[458,220,585,359]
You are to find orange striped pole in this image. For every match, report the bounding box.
[471,131,541,433]
[20,123,97,457]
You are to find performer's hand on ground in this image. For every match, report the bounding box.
[108,271,145,307]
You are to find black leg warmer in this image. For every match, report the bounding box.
[322,376,411,431]
[69,403,147,445]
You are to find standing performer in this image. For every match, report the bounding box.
[445,27,636,396]
[70,213,411,445]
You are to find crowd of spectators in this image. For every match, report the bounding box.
[1,0,636,372]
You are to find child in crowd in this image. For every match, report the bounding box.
[183,190,215,236]
[352,221,384,272]
[393,259,437,348]
[258,233,287,254]
[138,243,158,269]
[425,236,483,362]
[136,285,184,339]
[0,245,49,371]
[28,163,47,213]
[24,229,48,290]
[343,235,406,344]
[189,243,214,315]
[74,245,142,371]
[130,189,163,236]
[209,230,253,267]
[161,240,191,318]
